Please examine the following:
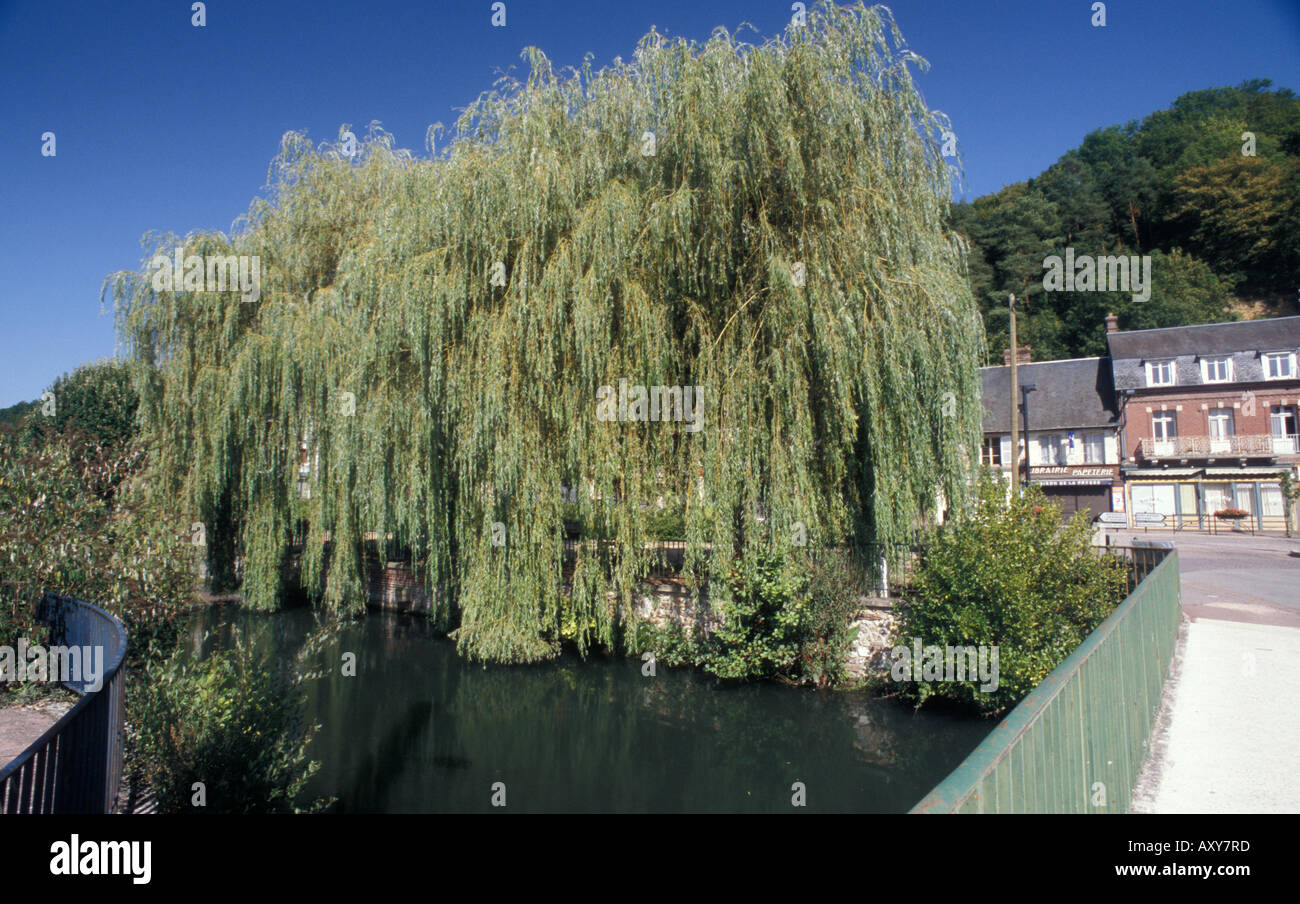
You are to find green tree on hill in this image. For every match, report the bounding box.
[24,359,139,451]
[0,399,35,426]
[950,78,1300,361]
[1170,155,1300,291]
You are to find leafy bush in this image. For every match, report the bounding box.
[632,617,702,670]
[797,551,869,688]
[0,425,195,677]
[24,360,139,451]
[630,548,870,686]
[133,628,332,814]
[642,502,685,541]
[1,358,149,642]
[894,471,1129,715]
[1281,471,1298,537]
[701,554,809,680]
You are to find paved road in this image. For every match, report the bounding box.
[1108,531,1300,625]
[1127,532,1300,813]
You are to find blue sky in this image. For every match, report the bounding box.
[1,0,1297,406]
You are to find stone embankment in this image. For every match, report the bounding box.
[843,606,899,680]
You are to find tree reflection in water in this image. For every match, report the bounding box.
[190,606,989,813]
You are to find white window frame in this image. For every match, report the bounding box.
[1207,408,1234,438]
[1151,411,1177,441]
[1270,405,1299,454]
[1207,408,1234,454]
[1200,356,1233,383]
[1146,359,1176,387]
[1084,432,1105,464]
[1270,405,1298,436]
[1037,434,1064,465]
[1262,351,1296,381]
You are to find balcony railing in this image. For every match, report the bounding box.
[1139,434,1296,458]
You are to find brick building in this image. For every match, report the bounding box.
[1108,315,1300,532]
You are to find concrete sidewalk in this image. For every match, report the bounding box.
[0,706,60,766]
[1132,534,1300,813]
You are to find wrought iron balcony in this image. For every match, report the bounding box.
[1139,434,1297,458]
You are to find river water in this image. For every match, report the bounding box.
[190,604,990,813]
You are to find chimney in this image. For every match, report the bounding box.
[1105,312,1119,334]
[1003,346,1031,366]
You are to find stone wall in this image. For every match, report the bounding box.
[843,606,899,680]
[367,559,437,613]
[362,561,713,627]
[631,577,719,635]
[630,578,900,681]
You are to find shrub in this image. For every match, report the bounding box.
[893,471,1129,715]
[0,426,195,680]
[24,360,139,451]
[633,617,702,670]
[133,627,332,814]
[700,553,809,681]
[797,550,869,688]
[1281,471,1298,537]
[630,547,870,686]
[643,502,686,541]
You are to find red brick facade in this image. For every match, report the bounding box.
[1123,382,1300,465]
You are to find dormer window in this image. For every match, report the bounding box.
[1263,351,1296,380]
[1146,359,1176,387]
[1201,356,1232,383]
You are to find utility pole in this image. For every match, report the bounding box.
[1009,293,1019,495]
[1021,383,1037,490]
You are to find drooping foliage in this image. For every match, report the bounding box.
[109,2,983,663]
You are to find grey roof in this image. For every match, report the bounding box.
[981,357,1118,433]
[1107,317,1300,391]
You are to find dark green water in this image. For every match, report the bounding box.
[191,605,990,813]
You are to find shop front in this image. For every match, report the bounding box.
[1029,465,1120,519]
[1123,466,1295,532]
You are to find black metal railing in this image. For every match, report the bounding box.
[557,537,926,598]
[1094,541,1174,594]
[0,593,128,814]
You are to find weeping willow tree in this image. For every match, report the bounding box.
[109,2,984,663]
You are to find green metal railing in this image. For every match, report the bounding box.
[911,548,1181,813]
